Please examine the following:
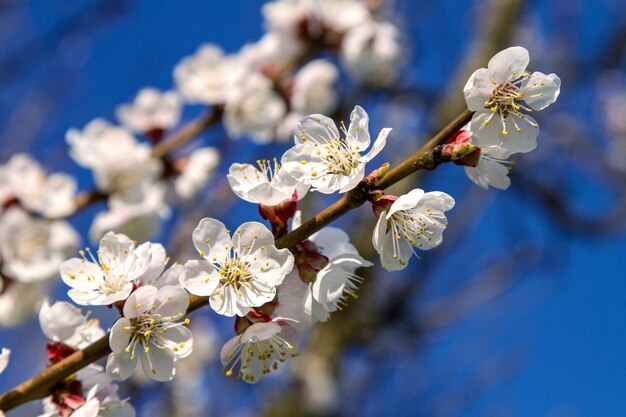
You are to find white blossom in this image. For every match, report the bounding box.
[0,153,77,218]
[372,189,455,271]
[220,320,299,383]
[341,20,405,87]
[174,44,248,105]
[464,145,513,190]
[174,147,220,200]
[61,232,166,306]
[262,0,369,35]
[116,88,182,133]
[223,72,287,144]
[89,182,170,243]
[281,106,391,194]
[40,365,135,417]
[39,299,105,349]
[181,219,294,317]
[66,119,162,194]
[0,348,9,374]
[106,285,192,382]
[463,46,561,154]
[274,212,372,328]
[227,158,309,206]
[0,207,79,283]
[290,59,339,115]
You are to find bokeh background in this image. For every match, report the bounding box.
[1,0,626,416]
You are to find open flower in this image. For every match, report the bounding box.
[463,46,561,154]
[174,44,248,105]
[341,20,405,87]
[223,72,287,144]
[281,106,391,194]
[0,153,77,218]
[227,158,309,206]
[106,285,192,382]
[181,219,294,317]
[61,232,166,306]
[66,119,162,194]
[372,189,455,271]
[220,320,298,383]
[116,88,182,134]
[0,207,79,283]
[274,212,372,327]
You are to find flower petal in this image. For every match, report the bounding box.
[487,46,529,84]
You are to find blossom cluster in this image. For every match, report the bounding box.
[0,3,562,412]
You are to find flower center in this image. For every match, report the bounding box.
[324,138,361,175]
[218,258,252,289]
[256,158,280,182]
[124,313,189,361]
[483,73,538,135]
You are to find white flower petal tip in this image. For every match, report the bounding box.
[463,46,560,155]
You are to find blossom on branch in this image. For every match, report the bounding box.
[181,219,294,317]
[372,189,455,271]
[220,320,299,383]
[0,153,77,218]
[281,105,391,194]
[106,285,193,382]
[0,207,79,283]
[116,88,182,135]
[61,232,167,306]
[39,300,105,351]
[227,158,309,206]
[464,46,561,154]
[66,119,162,194]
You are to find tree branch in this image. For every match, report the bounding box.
[0,109,473,412]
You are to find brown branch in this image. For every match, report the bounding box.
[0,109,473,413]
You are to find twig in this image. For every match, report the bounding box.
[0,109,472,412]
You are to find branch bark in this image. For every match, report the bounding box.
[0,109,473,412]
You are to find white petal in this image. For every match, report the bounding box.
[180,260,221,296]
[521,71,561,111]
[232,221,276,251]
[463,68,493,111]
[363,127,391,162]
[140,346,176,381]
[154,285,189,318]
[345,105,371,151]
[371,211,387,253]
[192,218,230,262]
[123,286,157,318]
[294,113,339,145]
[487,46,529,84]
[0,348,10,374]
[164,325,193,358]
[387,189,425,217]
[105,352,137,381]
[109,318,132,354]
[39,299,85,342]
